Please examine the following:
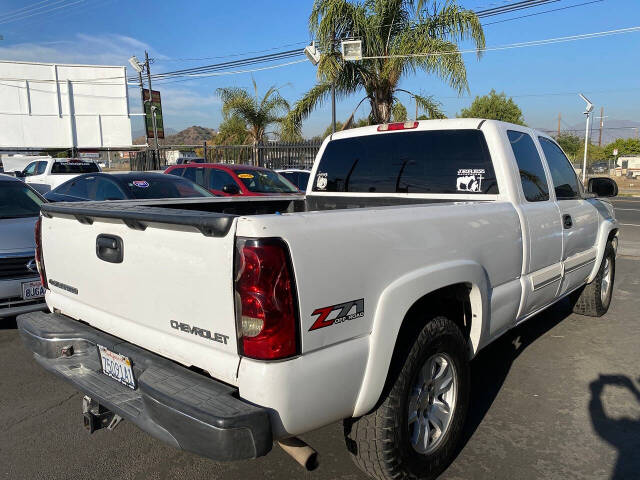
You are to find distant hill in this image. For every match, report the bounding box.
[133,126,216,146]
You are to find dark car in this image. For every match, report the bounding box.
[590,162,609,174]
[44,172,214,202]
[165,163,301,196]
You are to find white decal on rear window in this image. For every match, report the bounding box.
[456,169,485,192]
[316,172,328,190]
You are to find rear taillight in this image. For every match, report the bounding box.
[234,238,299,360]
[377,121,419,131]
[34,216,48,289]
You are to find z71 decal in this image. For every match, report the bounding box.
[309,299,364,331]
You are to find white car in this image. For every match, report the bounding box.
[19,158,101,193]
[18,119,619,480]
[0,175,48,318]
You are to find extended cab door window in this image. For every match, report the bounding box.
[22,162,38,176]
[35,161,48,175]
[539,136,598,296]
[507,131,550,202]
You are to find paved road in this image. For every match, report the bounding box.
[2,227,639,480]
[613,197,640,256]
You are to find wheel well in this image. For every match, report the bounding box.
[375,283,473,411]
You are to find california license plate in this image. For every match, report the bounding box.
[22,280,45,300]
[97,345,136,389]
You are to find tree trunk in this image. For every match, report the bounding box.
[370,89,394,124]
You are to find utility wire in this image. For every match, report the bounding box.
[482,0,603,26]
[0,0,87,25]
[0,0,56,21]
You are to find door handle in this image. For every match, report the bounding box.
[563,214,573,229]
[96,234,124,263]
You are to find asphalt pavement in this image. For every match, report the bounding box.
[1,211,639,480]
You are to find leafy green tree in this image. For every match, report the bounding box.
[458,89,525,125]
[604,137,640,157]
[287,0,485,131]
[392,102,408,122]
[555,133,582,160]
[216,79,290,162]
[213,114,249,146]
[575,143,606,165]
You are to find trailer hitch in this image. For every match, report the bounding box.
[82,396,123,433]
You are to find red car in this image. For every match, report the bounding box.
[164,163,302,197]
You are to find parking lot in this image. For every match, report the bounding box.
[1,198,639,480]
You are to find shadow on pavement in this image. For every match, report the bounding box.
[589,374,640,479]
[458,298,574,451]
[0,316,18,329]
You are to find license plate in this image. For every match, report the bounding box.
[22,280,45,300]
[97,345,136,389]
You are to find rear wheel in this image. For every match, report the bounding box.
[344,316,470,480]
[571,242,615,317]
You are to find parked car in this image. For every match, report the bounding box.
[276,168,311,191]
[44,172,215,202]
[0,175,48,318]
[590,162,608,174]
[18,119,619,480]
[165,163,302,196]
[16,158,102,193]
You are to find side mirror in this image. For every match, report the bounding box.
[588,177,618,198]
[14,171,25,178]
[222,184,240,195]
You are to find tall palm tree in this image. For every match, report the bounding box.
[216,78,290,163]
[287,0,485,131]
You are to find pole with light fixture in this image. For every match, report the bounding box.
[128,55,148,147]
[144,51,161,167]
[579,93,594,183]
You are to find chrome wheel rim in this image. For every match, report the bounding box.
[407,353,457,454]
[601,257,612,305]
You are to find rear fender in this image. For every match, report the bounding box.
[352,260,489,417]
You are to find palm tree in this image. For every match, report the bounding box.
[216,78,290,164]
[287,0,485,131]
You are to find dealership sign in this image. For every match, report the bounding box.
[143,89,164,139]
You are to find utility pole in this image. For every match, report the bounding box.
[145,50,160,168]
[136,69,148,146]
[331,27,336,134]
[557,112,561,137]
[203,140,207,162]
[582,111,592,183]
[598,106,604,147]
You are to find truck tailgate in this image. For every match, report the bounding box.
[40,209,240,385]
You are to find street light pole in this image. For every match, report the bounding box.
[137,70,148,146]
[145,50,160,167]
[579,93,594,184]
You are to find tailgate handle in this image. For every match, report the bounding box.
[96,235,124,264]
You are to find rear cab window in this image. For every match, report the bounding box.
[312,129,498,194]
[507,130,550,202]
[51,161,100,174]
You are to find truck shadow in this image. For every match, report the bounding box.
[459,298,574,451]
[588,374,640,479]
[0,316,18,329]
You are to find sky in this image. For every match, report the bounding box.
[0,0,639,139]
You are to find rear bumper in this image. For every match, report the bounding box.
[17,311,273,461]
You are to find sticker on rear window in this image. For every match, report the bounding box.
[316,172,328,190]
[238,173,254,179]
[456,169,485,192]
[132,180,149,188]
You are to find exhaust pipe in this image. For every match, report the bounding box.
[278,437,319,471]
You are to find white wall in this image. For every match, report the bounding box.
[0,61,133,148]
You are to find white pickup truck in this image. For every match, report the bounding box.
[18,119,619,480]
[18,157,102,193]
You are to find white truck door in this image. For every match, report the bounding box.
[506,130,563,320]
[538,136,598,296]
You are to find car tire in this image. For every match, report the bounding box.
[344,316,470,480]
[570,242,615,317]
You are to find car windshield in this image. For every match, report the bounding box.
[51,161,100,174]
[0,183,44,219]
[121,176,214,199]
[235,169,299,193]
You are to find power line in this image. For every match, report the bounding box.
[0,0,56,21]
[482,0,603,26]
[161,41,309,63]
[0,0,88,25]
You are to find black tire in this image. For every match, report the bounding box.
[571,242,615,317]
[344,316,470,480]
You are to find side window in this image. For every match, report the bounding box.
[35,161,48,175]
[539,137,580,200]
[209,169,236,191]
[23,162,38,176]
[65,177,94,199]
[507,130,549,202]
[94,178,126,201]
[182,167,206,187]
[167,167,185,177]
